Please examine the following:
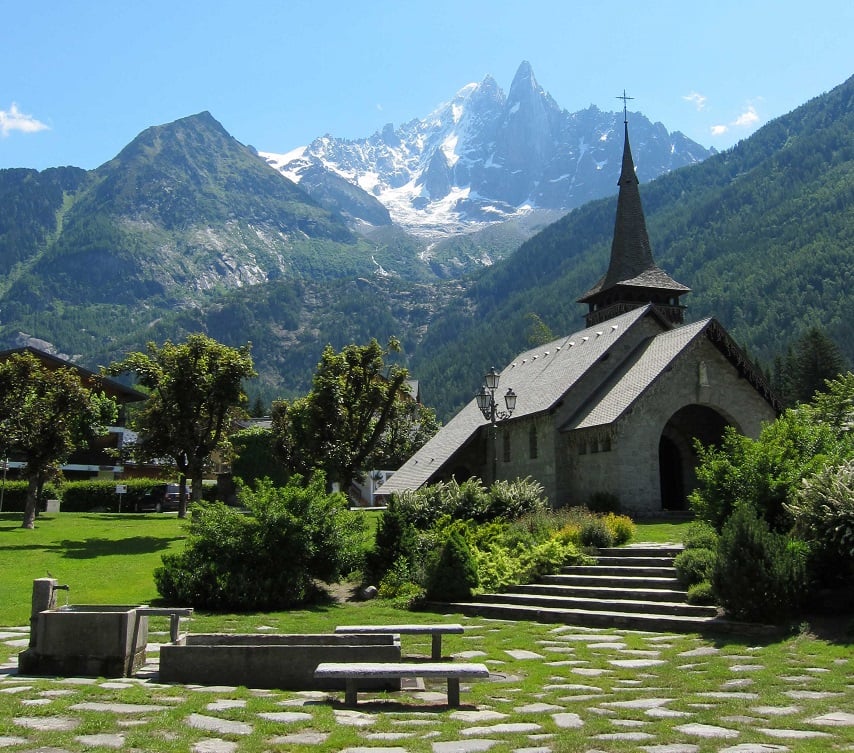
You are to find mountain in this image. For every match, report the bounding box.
[261,62,713,239]
[0,76,849,418]
[409,75,854,418]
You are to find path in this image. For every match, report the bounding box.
[1,619,852,752]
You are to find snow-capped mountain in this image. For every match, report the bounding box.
[261,62,713,238]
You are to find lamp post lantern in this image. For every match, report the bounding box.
[475,366,517,482]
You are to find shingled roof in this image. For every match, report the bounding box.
[377,305,658,497]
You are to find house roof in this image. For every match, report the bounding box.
[377,305,660,496]
[0,346,147,403]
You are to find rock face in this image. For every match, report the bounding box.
[262,61,713,237]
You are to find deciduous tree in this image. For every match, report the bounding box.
[106,334,255,517]
[0,352,117,528]
[272,338,437,492]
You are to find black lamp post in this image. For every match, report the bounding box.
[475,366,517,481]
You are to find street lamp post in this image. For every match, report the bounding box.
[475,367,517,482]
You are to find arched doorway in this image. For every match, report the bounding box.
[659,405,733,511]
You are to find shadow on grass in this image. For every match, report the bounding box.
[5,536,183,558]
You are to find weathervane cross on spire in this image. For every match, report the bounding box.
[617,89,634,124]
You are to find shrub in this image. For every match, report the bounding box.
[579,516,615,549]
[473,545,526,592]
[711,504,809,623]
[365,499,417,581]
[674,547,716,587]
[377,557,424,608]
[682,520,719,550]
[686,581,716,605]
[786,458,854,579]
[486,477,547,520]
[155,473,364,610]
[0,480,61,512]
[603,513,635,545]
[425,530,478,601]
[61,479,170,512]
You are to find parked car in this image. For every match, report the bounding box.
[137,483,181,513]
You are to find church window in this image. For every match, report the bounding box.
[529,425,538,459]
[502,430,511,462]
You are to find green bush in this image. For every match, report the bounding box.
[365,498,417,581]
[786,458,854,579]
[579,516,615,549]
[711,504,809,623]
[0,480,61,512]
[377,557,424,608]
[486,477,547,520]
[674,547,716,587]
[425,530,478,602]
[61,479,171,512]
[155,473,365,610]
[603,513,635,545]
[686,580,716,605]
[682,520,719,550]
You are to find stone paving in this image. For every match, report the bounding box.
[0,619,852,752]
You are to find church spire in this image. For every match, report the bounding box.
[578,104,689,327]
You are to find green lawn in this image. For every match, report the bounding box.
[1,512,852,753]
[0,512,186,626]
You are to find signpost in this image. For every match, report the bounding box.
[115,484,127,513]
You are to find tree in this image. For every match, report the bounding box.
[106,335,256,517]
[272,338,436,492]
[0,352,117,529]
[773,327,847,406]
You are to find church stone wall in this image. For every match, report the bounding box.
[561,334,777,515]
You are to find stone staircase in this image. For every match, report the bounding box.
[450,544,730,634]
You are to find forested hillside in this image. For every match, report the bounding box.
[411,75,853,419]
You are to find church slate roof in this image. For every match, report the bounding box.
[562,317,712,431]
[377,305,660,497]
[578,123,689,301]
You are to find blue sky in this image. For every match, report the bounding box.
[2,0,851,171]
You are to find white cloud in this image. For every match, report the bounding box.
[709,101,762,138]
[733,104,759,127]
[0,103,50,137]
[683,92,707,111]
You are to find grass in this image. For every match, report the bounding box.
[632,519,692,543]
[0,512,186,626]
[0,513,852,752]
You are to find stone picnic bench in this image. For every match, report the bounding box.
[313,661,489,707]
[135,607,193,642]
[334,623,464,659]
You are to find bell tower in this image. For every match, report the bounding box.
[578,96,690,327]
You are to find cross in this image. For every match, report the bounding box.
[617,90,634,124]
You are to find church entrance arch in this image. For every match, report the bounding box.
[658,405,733,511]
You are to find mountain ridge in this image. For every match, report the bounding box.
[260,62,713,239]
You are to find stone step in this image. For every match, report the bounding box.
[512,582,691,603]
[449,600,723,633]
[594,556,677,568]
[597,546,683,558]
[478,592,717,618]
[540,573,682,590]
[562,564,678,578]
[440,542,741,634]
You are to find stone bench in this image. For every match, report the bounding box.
[334,623,464,659]
[135,607,194,642]
[313,661,489,707]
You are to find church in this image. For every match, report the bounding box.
[378,117,780,515]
